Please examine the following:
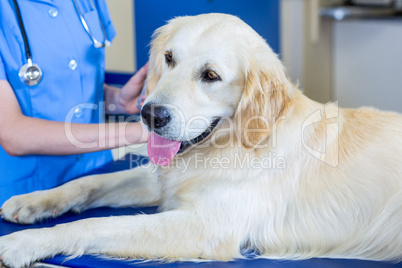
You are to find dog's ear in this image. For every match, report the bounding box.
[146,23,173,94]
[234,57,294,149]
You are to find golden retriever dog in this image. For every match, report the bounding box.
[1,13,401,267]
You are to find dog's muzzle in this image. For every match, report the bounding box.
[141,103,171,130]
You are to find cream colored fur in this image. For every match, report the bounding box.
[0,14,401,267]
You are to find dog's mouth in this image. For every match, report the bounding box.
[178,118,220,154]
[147,118,221,166]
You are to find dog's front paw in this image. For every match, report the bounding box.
[0,231,45,268]
[1,190,69,224]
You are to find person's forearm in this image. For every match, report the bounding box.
[2,116,148,156]
[0,80,148,156]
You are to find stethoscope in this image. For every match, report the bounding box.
[12,0,110,86]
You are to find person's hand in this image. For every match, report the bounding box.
[118,63,148,114]
[126,121,150,144]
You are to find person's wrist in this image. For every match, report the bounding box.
[115,92,129,114]
[125,122,149,144]
[105,84,130,114]
[117,89,141,115]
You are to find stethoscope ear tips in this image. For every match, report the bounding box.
[94,40,111,49]
[19,61,43,86]
[94,42,102,49]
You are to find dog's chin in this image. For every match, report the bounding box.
[154,118,221,154]
[178,118,221,153]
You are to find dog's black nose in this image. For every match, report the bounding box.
[141,104,171,129]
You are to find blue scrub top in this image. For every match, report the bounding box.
[0,0,117,205]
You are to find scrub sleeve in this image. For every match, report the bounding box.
[0,56,5,80]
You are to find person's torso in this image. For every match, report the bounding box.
[0,0,117,204]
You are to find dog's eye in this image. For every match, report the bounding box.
[164,51,173,64]
[203,70,220,82]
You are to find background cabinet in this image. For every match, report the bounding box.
[333,19,402,112]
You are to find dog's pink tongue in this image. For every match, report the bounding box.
[147,133,181,166]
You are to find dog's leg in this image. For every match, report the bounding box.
[0,210,240,267]
[1,164,160,224]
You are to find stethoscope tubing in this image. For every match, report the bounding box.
[72,0,111,48]
[12,0,32,61]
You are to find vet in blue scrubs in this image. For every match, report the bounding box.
[0,0,116,205]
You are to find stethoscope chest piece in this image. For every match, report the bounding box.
[13,0,43,86]
[19,59,42,86]
[13,0,108,87]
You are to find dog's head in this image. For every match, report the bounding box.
[142,13,294,166]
